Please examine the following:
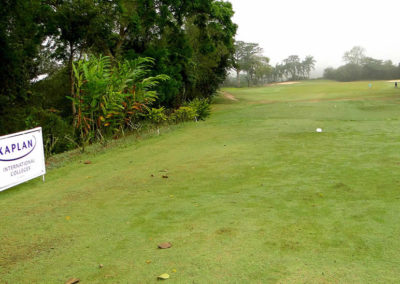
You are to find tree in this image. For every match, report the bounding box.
[253,56,271,85]
[0,0,238,149]
[48,0,115,122]
[324,47,400,81]
[233,41,263,87]
[115,0,237,105]
[343,46,366,65]
[271,63,286,82]
[185,0,237,100]
[0,0,51,134]
[283,55,301,80]
[323,67,336,80]
[302,56,316,78]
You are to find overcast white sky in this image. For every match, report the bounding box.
[229,0,400,76]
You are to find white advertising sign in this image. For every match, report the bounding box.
[0,127,46,192]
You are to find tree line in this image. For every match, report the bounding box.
[0,0,237,154]
[229,41,316,87]
[324,46,400,81]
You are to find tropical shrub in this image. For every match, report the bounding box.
[147,107,167,125]
[69,55,169,148]
[186,98,211,121]
[169,106,196,123]
[147,107,167,135]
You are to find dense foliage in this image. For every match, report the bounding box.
[71,55,169,147]
[324,46,400,81]
[0,0,237,154]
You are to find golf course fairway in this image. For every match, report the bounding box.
[1,80,400,283]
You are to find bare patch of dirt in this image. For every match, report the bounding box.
[221,91,238,101]
[268,81,300,86]
[252,96,397,105]
[0,236,62,272]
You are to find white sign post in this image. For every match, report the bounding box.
[0,127,46,192]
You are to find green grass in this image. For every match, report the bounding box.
[2,80,400,283]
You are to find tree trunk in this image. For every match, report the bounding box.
[114,26,127,59]
[69,43,76,125]
[236,69,240,87]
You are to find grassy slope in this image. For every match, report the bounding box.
[1,80,400,283]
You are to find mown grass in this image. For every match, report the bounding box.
[1,80,400,283]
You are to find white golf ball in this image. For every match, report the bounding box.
[316,128,322,133]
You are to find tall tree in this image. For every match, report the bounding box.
[0,0,50,134]
[186,0,237,99]
[253,56,271,85]
[233,41,263,87]
[114,0,237,104]
[0,0,238,137]
[343,46,366,65]
[283,55,301,80]
[302,55,316,78]
[48,0,115,121]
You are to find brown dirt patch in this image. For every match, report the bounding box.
[268,81,300,86]
[0,236,62,272]
[220,91,238,101]
[253,96,397,105]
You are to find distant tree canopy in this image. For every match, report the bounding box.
[233,41,267,87]
[343,46,366,65]
[231,41,315,87]
[278,55,316,81]
[0,0,237,136]
[324,46,400,81]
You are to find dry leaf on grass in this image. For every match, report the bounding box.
[158,242,172,249]
[65,278,80,284]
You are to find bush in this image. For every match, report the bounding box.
[25,108,74,156]
[71,55,169,147]
[186,98,211,121]
[147,107,167,125]
[169,106,196,123]
[147,107,167,135]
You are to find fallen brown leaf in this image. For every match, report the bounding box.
[65,278,80,284]
[158,242,172,249]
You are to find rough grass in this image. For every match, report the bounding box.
[1,80,400,283]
